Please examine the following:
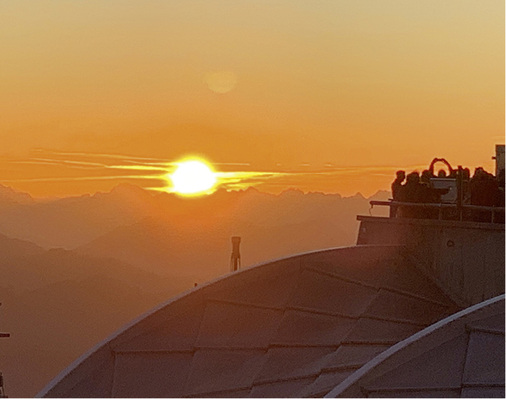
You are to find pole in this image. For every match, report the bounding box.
[230,236,241,272]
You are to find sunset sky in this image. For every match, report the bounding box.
[1,0,504,197]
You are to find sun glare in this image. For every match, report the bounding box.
[169,159,217,196]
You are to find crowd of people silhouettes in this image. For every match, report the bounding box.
[390,158,505,222]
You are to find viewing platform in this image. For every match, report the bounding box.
[369,200,505,224]
[357,201,505,308]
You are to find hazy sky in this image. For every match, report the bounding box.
[0,0,504,197]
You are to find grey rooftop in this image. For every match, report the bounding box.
[38,245,461,398]
[327,294,505,398]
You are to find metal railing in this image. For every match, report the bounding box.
[370,200,505,224]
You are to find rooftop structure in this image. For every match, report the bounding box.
[38,245,461,397]
[327,294,505,398]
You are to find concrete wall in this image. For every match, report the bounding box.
[356,216,505,307]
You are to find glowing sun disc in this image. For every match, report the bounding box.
[169,160,217,195]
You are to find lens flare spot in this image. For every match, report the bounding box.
[204,71,237,94]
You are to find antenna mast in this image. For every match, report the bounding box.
[230,236,241,272]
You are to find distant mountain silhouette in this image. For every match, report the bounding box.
[368,189,390,201]
[0,184,34,205]
[0,232,44,258]
[75,186,390,279]
[0,233,193,397]
[0,183,155,248]
[0,184,389,250]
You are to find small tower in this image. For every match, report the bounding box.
[230,236,241,272]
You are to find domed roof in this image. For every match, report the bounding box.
[326,294,504,398]
[38,245,459,397]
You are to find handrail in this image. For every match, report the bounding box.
[370,200,505,223]
[371,200,454,208]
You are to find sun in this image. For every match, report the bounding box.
[169,159,217,196]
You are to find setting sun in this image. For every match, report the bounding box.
[169,159,217,196]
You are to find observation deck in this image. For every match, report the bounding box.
[357,200,505,307]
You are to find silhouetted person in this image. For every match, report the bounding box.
[390,170,405,217]
[462,168,471,202]
[403,172,423,218]
[420,170,438,218]
[470,168,485,212]
[429,158,453,177]
[420,170,431,186]
[461,167,472,220]
[428,158,438,176]
[433,166,455,220]
[471,167,498,222]
[472,168,497,206]
[404,172,421,200]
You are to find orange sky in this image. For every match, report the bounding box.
[0,1,504,197]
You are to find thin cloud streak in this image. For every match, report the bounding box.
[32,149,166,163]
[1,175,161,183]
[33,149,251,167]
[11,159,167,174]
[12,158,108,169]
[4,149,425,194]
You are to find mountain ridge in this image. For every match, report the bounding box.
[0,184,390,249]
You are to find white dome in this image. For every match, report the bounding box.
[38,245,460,397]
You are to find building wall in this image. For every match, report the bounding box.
[357,216,505,307]
[495,144,505,176]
